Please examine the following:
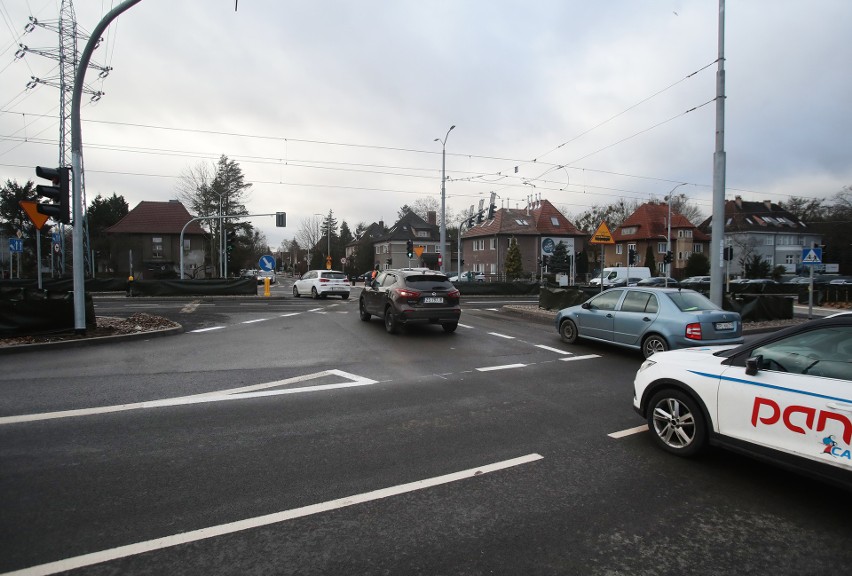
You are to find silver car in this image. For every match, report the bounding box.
[555,287,743,358]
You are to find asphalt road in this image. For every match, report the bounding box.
[1,284,850,575]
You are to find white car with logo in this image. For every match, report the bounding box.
[632,314,852,488]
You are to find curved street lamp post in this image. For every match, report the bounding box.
[435,125,455,273]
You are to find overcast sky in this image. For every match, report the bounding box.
[2,0,851,248]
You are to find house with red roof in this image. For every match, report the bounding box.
[460,198,586,280]
[106,200,208,279]
[604,201,710,277]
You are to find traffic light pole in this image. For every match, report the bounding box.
[70,0,142,333]
[179,213,280,279]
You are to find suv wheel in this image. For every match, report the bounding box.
[292,286,300,298]
[359,299,371,321]
[311,287,319,299]
[647,389,706,457]
[384,307,398,334]
[442,322,458,333]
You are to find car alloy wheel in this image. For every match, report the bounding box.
[311,287,319,299]
[359,299,371,321]
[642,334,668,358]
[647,389,706,457]
[292,286,300,297]
[384,307,398,334]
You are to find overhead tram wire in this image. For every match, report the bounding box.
[456,59,719,187]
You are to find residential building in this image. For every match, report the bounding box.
[106,200,207,279]
[371,211,444,270]
[698,196,821,275]
[605,201,710,277]
[461,198,585,281]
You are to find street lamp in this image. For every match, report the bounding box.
[435,125,455,273]
[664,183,688,287]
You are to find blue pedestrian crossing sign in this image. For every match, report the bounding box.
[258,255,275,271]
[801,247,822,264]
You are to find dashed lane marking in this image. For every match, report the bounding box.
[189,326,225,333]
[3,454,543,576]
[180,301,200,313]
[488,332,515,339]
[476,363,526,372]
[534,344,572,355]
[457,323,474,329]
[608,425,648,439]
[241,318,269,324]
[559,354,602,362]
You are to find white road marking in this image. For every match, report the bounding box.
[486,308,500,311]
[608,424,648,439]
[0,371,377,426]
[534,344,572,355]
[4,454,544,576]
[241,318,268,324]
[457,323,474,329]
[189,326,225,333]
[558,354,601,362]
[488,332,515,339]
[476,364,526,372]
[180,301,200,313]
[307,308,323,313]
[280,313,300,317]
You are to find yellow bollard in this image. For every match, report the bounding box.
[264,276,271,296]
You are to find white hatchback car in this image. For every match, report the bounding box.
[632,314,852,487]
[292,270,351,299]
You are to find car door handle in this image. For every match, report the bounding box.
[642,317,652,322]
[827,402,852,413]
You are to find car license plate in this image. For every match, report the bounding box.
[423,297,443,304]
[715,321,734,330]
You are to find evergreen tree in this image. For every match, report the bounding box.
[549,241,570,274]
[684,252,710,277]
[504,237,523,280]
[87,193,129,275]
[644,244,657,276]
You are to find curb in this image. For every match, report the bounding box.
[0,324,184,355]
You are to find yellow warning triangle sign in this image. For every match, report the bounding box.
[19,200,50,231]
[589,221,614,244]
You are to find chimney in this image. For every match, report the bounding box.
[427,211,436,225]
[764,200,772,211]
[735,195,743,209]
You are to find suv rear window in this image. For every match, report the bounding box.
[405,275,452,289]
[322,272,347,280]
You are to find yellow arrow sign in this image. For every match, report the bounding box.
[589,221,614,244]
[19,200,50,230]
[414,245,424,258]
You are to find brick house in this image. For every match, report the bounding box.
[461,198,585,281]
[106,200,207,279]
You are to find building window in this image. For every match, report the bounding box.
[183,238,191,251]
[551,216,560,226]
[490,238,497,250]
[152,237,163,259]
[658,242,667,253]
[764,235,774,245]
[375,246,381,255]
[693,243,703,253]
[616,244,623,255]
[622,226,637,235]
[785,254,796,265]
[416,230,429,238]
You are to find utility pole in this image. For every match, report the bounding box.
[710,0,727,306]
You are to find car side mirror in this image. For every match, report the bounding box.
[745,355,761,376]
[581,301,591,310]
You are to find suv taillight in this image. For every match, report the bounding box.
[447,289,460,299]
[685,323,702,340]
[319,278,329,283]
[394,288,421,299]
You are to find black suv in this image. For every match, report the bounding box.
[359,269,461,333]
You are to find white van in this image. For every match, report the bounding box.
[589,266,651,287]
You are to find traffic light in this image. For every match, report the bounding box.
[628,248,636,265]
[542,255,549,267]
[664,251,673,264]
[275,212,286,227]
[724,246,733,261]
[35,166,70,224]
[476,209,484,224]
[467,216,475,228]
[225,228,237,252]
[487,191,497,220]
[406,239,413,258]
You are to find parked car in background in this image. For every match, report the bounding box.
[555,287,743,359]
[359,269,461,333]
[635,277,679,287]
[292,270,351,299]
[449,271,485,282]
[605,277,645,288]
[680,276,711,287]
[257,270,277,284]
[632,314,852,488]
[828,277,852,286]
[589,266,652,288]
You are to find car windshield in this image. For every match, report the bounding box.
[406,275,451,289]
[666,290,718,312]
